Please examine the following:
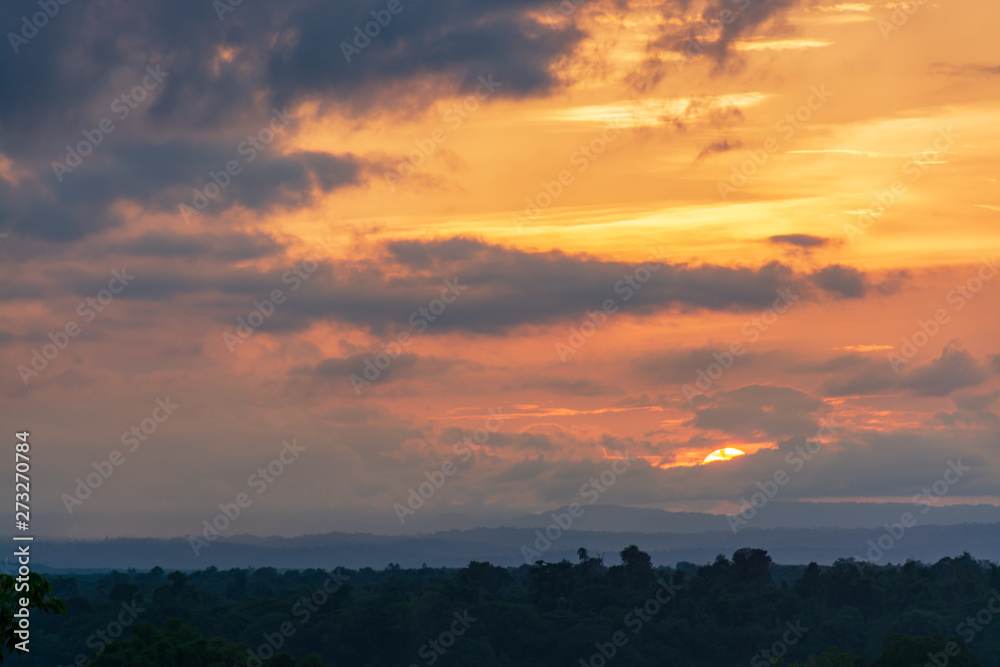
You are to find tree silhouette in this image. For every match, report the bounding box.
[0,572,66,662]
[619,544,654,589]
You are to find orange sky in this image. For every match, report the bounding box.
[1,0,998,538]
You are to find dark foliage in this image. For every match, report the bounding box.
[15,549,1000,666]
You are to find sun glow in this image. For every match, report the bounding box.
[703,448,746,464]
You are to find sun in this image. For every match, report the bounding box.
[703,448,746,464]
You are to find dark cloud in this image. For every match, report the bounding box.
[702,0,800,61]
[359,238,880,333]
[267,0,584,110]
[0,0,588,242]
[636,345,774,383]
[768,234,830,249]
[900,343,990,397]
[314,352,416,377]
[472,423,1000,508]
[105,231,286,261]
[304,353,458,392]
[989,354,1000,374]
[695,137,742,161]
[655,0,802,66]
[929,63,1000,77]
[688,384,827,440]
[810,264,866,298]
[818,344,990,398]
[952,391,1000,412]
[0,176,123,242]
[509,376,625,396]
[0,237,890,337]
[609,393,671,409]
[872,269,910,296]
[0,0,584,147]
[771,429,996,500]
[934,411,970,427]
[2,140,366,241]
[817,364,897,397]
[438,430,564,454]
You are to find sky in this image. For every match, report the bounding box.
[0,0,998,540]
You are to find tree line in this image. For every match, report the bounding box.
[2,547,998,666]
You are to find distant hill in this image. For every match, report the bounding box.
[395,501,1000,535]
[32,521,1000,572]
[491,501,1000,533]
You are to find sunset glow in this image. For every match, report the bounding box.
[1,0,998,542]
[703,448,747,464]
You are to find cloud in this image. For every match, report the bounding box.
[900,343,990,397]
[267,0,585,109]
[284,238,883,333]
[0,0,585,146]
[952,391,1000,412]
[817,363,897,397]
[989,354,1000,374]
[0,237,892,340]
[929,62,1000,77]
[810,264,867,298]
[378,238,879,328]
[768,234,831,249]
[284,352,485,400]
[636,346,775,383]
[695,137,743,161]
[2,140,367,242]
[818,343,991,398]
[687,384,827,440]
[104,231,286,261]
[305,352,455,388]
[508,376,626,396]
[656,0,804,66]
[0,0,590,242]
